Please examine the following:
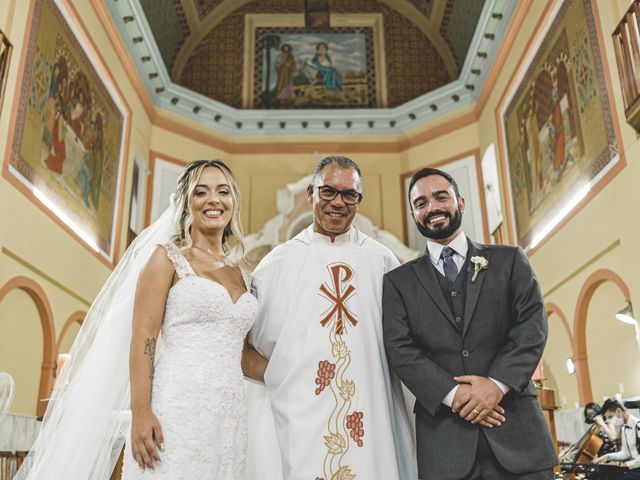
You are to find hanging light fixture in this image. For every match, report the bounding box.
[615,300,636,324]
[615,300,640,352]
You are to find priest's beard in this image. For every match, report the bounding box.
[414,206,463,240]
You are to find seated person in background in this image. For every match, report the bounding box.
[593,400,640,479]
[585,401,620,455]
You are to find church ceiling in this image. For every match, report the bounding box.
[107,0,517,135]
[138,0,484,109]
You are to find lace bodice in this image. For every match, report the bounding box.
[122,243,257,479]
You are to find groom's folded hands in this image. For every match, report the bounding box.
[451,375,505,427]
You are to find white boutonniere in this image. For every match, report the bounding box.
[470,256,489,283]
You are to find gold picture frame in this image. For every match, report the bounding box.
[243,13,387,109]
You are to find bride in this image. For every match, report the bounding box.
[16,160,258,479]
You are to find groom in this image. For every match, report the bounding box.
[382,168,558,479]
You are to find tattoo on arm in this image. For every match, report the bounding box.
[144,337,156,380]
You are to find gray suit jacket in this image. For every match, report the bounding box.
[383,239,558,479]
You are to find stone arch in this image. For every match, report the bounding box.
[544,302,579,407]
[545,302,572,342]
[573,269,631,405]
[0,276,56,416]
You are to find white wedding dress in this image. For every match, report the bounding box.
[122,243,257,479]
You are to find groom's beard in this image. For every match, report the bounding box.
[414,206,463,240]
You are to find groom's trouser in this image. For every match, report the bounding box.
[463,431,554,480]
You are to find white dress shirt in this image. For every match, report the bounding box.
[426,232,510,407]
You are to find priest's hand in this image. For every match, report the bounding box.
[131,406,164,471]
[453,375,505,426]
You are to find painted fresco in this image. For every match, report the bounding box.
[253,28,376,109]
[9,0,125,258]
[503,0,617,247]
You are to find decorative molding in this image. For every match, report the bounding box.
[573,269,631,405]
[474,0,531,116]
[89,0,156,120]
[545,302,573,344]
[1,247,92,306]
[103,0,516,136]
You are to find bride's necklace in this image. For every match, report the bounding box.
[191,244,228,264]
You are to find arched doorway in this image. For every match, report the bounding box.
[543,303,578,409]
[0,276,56,416]
[57,311,86,354]
[573,269,632,405]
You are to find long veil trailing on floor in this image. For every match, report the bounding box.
[15,203,177,480]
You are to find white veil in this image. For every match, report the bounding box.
[15,203,177,479]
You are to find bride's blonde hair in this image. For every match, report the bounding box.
[170,160,244,255]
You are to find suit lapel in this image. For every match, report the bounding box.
[462,238,491,337]
[411,254,458,329]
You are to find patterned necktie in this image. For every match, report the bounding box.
[441,246,458,282]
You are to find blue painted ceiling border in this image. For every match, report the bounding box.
[106,0,517,137]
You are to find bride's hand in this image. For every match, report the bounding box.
[131,407,164,470]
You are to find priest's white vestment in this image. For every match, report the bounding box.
[247,225,416,480]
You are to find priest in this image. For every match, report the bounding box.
[243,156,416,480]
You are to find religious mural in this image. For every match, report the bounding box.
[9,0,126,259]
[253,28,376,109]
[503,0,617,247]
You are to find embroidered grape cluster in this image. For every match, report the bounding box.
[314,360,336,395]
[346,411,364,447]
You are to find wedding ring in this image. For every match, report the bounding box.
[472,408,480,415]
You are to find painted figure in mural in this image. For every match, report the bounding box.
[275,43,297,103]
[521,57,583,216]
[382,168,558,480]
[16,160,257,480]
[522,110,544,213]
[549,86,566,174]
[90,113,104,208]
[76,122,93,207]
[42,56,68,174]
[76,112,104,208]
[243,156,416,480]
[311,42,343,95]
[67,71,91,141]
